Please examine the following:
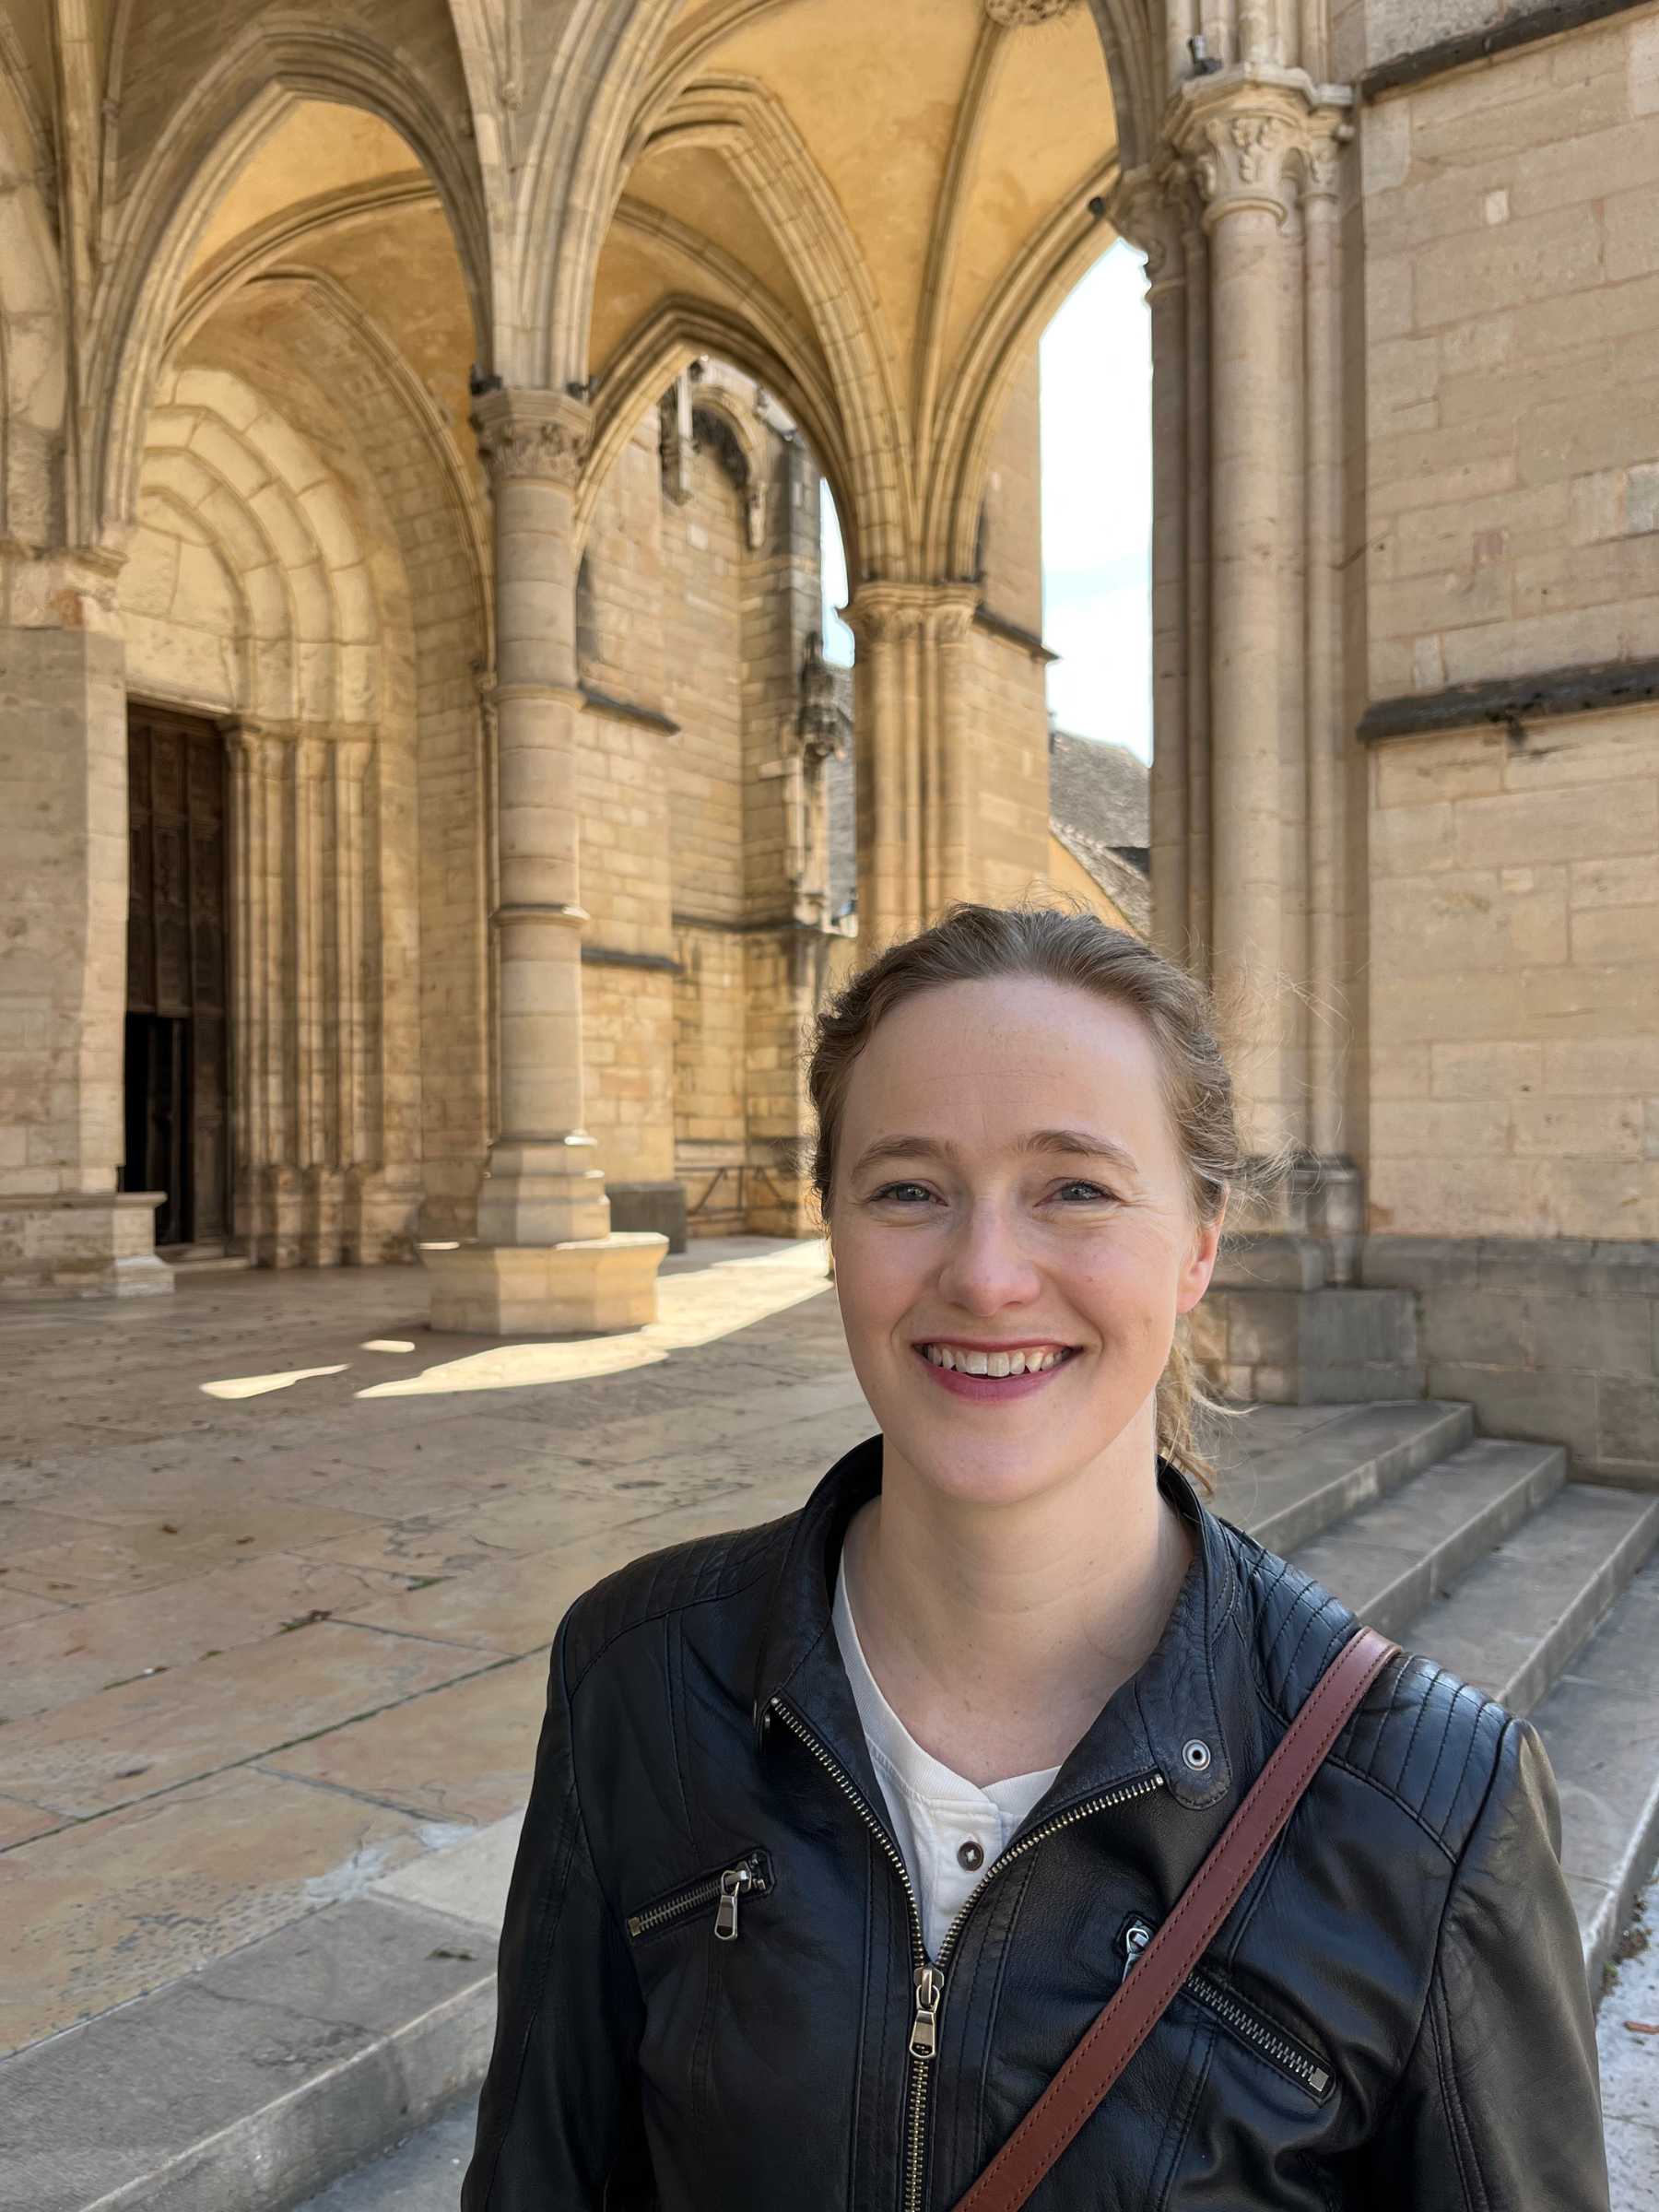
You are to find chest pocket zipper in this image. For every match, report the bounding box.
[1122,1919,1334,2100]
[626,1848,775,1944]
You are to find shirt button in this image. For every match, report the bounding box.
[957,1838,984,1871]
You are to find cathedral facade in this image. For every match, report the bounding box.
[4,0,1659,1482]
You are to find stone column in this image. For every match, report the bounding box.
[1299,132,1364,1280]
[1116,173,1193,968]
[421,388,666,1334]
[1177,90,1303,1160]
[0,549,171,1299]
[844,582,979,948]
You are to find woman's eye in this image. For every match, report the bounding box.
[866,1182,1115,1206]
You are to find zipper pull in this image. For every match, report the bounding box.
[910,1963,945,2059]
[714,1863,754,1941]
[1122,1919,1153,1982]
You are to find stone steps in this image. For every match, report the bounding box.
[1237,1411,1659,1993]
[1214,1398,1475,1555]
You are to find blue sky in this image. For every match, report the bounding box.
[819,241,1152,761]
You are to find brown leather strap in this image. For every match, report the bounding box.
[951,1623,1400,2212]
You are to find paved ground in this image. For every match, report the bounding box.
[0,1238,872,2060]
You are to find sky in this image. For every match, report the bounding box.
[818,240,1153,762]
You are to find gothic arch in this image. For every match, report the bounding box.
[631,76,911,574]
[512,0,681,390]
[84,18,488,544]
[577,296,857,576]
[924,155,1122,582]
[131,365,382,725]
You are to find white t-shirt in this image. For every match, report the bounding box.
[832,1548,1063,1960]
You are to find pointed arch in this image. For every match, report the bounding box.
[924,154,1122,582]
[84,17,489,543]
[578,294,859,580]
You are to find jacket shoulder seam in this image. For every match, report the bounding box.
[566,1549,779,1698]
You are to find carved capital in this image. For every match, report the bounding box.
[844,582,978,647]
[470,388,591,488]
[1170,76,1354,229]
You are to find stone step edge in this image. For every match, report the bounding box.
[1238,1400,1476,1555]
[0,1813,521,2212]
[1492,1492,1659,1718]
[1329,1440,1568,1643]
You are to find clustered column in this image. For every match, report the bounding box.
[421,388,667,1335]
[844,581,979,949]
[1119,80,1355,1248]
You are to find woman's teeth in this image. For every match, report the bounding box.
[920,1345,1070,1376]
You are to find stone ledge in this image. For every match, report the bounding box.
[1357,653,1659,743]
[0,1814,523,2212]
[1358,0,1652,100]
[0,1193,174,1302]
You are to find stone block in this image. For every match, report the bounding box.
[1599,1375,1659,1463]
[1418,1287,1529,1367]
[1359,1234,1482,1289]
[1427,1360,1600,1467]
[421,1230,669,1335]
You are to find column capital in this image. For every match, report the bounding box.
[843,580,979,647]
[1168,73,1353,229]
[469,387,592,488]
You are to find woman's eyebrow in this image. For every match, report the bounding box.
[849,1129,1141,1180]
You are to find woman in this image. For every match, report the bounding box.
[461,902,1608,2210]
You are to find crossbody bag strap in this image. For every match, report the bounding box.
[951,1622,1401,2212]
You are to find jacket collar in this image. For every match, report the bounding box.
[749,1431,1240,1820]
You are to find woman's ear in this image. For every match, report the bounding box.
[1175,1187,1227,1316]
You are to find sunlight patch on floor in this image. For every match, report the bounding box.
[199,1363,351,1401]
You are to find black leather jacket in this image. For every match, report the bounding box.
[461,1434,1609,2210]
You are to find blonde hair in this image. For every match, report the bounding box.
[804,900,1295,1493]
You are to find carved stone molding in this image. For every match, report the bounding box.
[844,582,980,647]
[983,0,1081,21]
[1109,168,1192,299]
[469,388,592,488]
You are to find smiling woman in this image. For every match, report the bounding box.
[463,902,1609,2212]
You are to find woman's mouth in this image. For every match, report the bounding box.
[915,1335,1084,1406]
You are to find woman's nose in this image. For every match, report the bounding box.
[933,1206,1042,1312]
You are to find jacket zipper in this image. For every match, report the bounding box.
[1122,1920,1332,2097]
[626,1848,773,1943]
[769,1696,1165,2212]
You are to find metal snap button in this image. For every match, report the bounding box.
[957,1837,984,1871]
[1182,1738,1213,1772]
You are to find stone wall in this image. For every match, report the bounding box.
[1362,1233,1659,1487]
[1359,10,1659,1248]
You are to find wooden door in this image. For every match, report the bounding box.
[123,708,229,1246]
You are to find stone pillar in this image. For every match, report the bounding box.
[844,582,979,948]
[1167,83,1408,1400]
[1299,135,1364,1281]
[421,388,666,1334]
[1179,93,1302,1160]
[0,551,171,1300]
[1118,175,1193,969]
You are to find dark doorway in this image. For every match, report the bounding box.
[120,707,230,1249]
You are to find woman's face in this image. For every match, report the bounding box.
[828,975,1225,1509]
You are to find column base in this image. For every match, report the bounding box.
[1193,1255,1424,1406]
[0,1192,175,1302]
[420,1230,669,1335]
